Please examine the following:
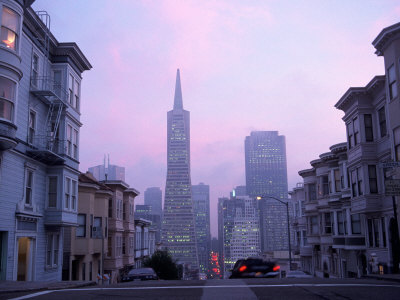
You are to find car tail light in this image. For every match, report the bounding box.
[239,265,247,272]
[272,265,280,272]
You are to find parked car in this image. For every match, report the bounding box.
[121,268,158,282]
[285,270,313,278]
[229,258,280,279]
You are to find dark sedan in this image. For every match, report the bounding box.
[229,258,280,279]
[122,268,158,282]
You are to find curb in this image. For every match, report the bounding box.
[0,281,96,295]
[362,275,400,284]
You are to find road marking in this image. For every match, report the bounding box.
[9,291,52,300]
[9,283,400,299]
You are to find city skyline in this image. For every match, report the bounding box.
[31,0,400,237]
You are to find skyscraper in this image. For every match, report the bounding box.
[162,69,198,271]
[144,187,163,216]
[192,183,211,275]
[88,156,125,181]
[245,131,289,252]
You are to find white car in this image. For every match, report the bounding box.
[285,271,313,278]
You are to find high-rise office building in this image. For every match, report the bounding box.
[162,69,198,272]
[192,183,211,275]
[218,193,260,276]
[88,156,125,181]
[245,131,289,252]
[144,187,162,216]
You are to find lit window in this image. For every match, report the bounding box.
[1,6,19,51]
[0,76,15,121]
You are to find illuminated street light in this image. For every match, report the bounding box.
[256,195,292,271]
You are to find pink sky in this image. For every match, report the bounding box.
[33,0,400,237]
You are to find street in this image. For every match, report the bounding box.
[3,278,400,300]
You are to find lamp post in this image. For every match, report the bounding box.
[256,195,292,271]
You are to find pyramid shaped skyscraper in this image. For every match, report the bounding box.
[162,69,199,271]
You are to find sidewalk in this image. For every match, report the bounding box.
[362,274,400,283]
[0,280,96,294]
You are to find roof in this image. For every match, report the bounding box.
[372,22,400,56]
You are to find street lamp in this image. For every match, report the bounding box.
[256,195,292,271]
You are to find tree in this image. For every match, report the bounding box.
[143,250,179,280]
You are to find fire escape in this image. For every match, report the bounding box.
[27,11,68,165]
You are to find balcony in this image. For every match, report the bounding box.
[30,76,68,105]
[333,236,366,249]
[27,136,66,165]
[0,119,17,150]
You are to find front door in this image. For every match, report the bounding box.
[17,237,31,281]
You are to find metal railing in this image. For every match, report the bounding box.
[29,135,67,154]
[30,76,69,104]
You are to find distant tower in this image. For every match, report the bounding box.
[162,69,198,271]
[144,187,162,216]
[245,131,289,252]
[88,155,125,181]
[192,183,211,275]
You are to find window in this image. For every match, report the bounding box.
[71,180,77,210]
[302,230,307,246]
[337,211,347,235]
[1,6,19,51]
[74,79,80,111]
[368,165,378,194]
[53,70,61,98]
[73,128,78,159]
[76,214,86,237]
[334,169,341,192]
[357,167,363,196]
[46,233,59,267]
[378,106,387,138]
[394,127,400,162]
[351,214,361,234]
[31,54,39,87]
[123,203,126,221]
[48,176,57,208]
[354,117,360,145]
[0,76,15,121]
[117,236,122,257]
[122,236,126,255]
[66,125,78,159]
[351,170,357,197]
[28,110,35,144]
[65,177,71,209]
[368,219,373,247]
[89,261,92,281]
[347,122,354,149]
[388,64,398,100]
[25,169,33,205]
[324,212,332,234]
[321,175,329,196]
[69,74,74,105]
[130,237,134,254]
[364,114,373,142]
[310,216,318,234]
[94,217,102,238]
[308,184,317,201]
[90,214,93,238]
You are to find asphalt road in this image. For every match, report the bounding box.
[4,278,400,300]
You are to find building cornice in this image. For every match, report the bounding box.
[372,21,400,56]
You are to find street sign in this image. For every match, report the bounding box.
[385,179,400,196]
[380,161,400,168]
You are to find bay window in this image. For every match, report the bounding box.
[0,76,15,121]
[48,176,57,208]
[378,106,387,138]
[46,233,60,267]
[364,114,373,142]
[1,6,19,51]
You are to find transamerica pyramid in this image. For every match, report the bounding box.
[162,69,199,272]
